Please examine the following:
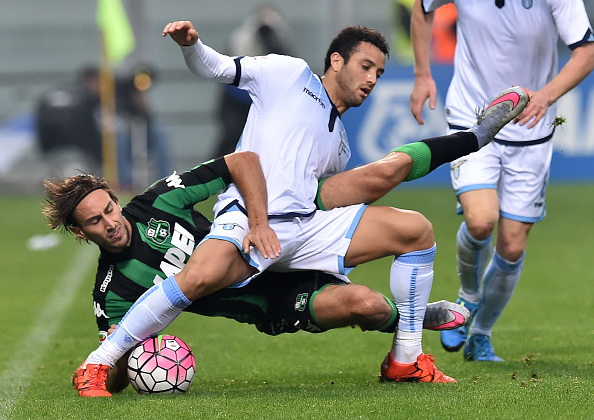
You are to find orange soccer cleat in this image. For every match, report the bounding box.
[380,352,456,383]
[72,363,112,397]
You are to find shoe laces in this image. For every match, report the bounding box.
[81,365,108,390]
[418,353,437,375]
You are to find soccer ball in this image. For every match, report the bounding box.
[127,334,196,394]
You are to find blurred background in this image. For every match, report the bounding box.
[1,0,594,194]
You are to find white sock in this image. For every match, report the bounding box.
[392,331,423,364]
[86,276,191,367]
[456,221,492,303]
[470,250,524,336]
[390,245,435,364]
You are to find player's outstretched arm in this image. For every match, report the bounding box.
[224,152,280,259]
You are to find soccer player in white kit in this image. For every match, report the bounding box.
[74,20,529,394]
[410,0,594,361]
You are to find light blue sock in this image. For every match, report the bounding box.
[470,251,524,336]
[390,245,436,364]
[86,276,191,367]
[456,221,492,303]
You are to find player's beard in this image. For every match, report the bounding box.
[335,68,367,109]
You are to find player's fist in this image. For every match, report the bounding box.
[162,20,199,46]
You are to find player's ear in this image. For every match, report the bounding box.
[330,52,344,72]
[70,225,87,240]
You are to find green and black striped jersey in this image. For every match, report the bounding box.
[93,157,229,337]
[92,157,346,341]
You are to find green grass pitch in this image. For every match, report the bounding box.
[1,184,592,419]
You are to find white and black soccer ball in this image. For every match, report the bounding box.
[127,334,196,394]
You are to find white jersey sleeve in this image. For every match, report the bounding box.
[181,40,236,83]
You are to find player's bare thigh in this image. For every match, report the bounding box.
[175,238,257,301]
[344,206,434,266]
[459,189,499,240]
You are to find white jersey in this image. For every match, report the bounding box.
[182,42,350,217]
[424,0,594,143]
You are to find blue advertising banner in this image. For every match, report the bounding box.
[342,62,594,186]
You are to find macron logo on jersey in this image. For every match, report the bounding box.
[303,87,326,109]
[166,171,185,189]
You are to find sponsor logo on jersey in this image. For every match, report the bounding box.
[146,219,171,244]
[294,293,308,311]
[93,301,108,319]
[154,222,197,283]
[99,331,108,343]
[100,264,115,292]
[303,87,326,109]
[522,0,533,9]
[338,131,347,155]
[165,171,186,189]
[451,159,466,179]
[222,223,243,231]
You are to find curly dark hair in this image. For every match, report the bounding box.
[324,26,389,72]
[42,174,118,238]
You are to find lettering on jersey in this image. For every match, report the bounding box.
[156,222,197,283]
[294,293,308,311]
[171,222,195,255]
[303,87,326,109]
[146,219,171,244]
[93,301,108,319]
[100,264,114,292]
[166,171,186,189]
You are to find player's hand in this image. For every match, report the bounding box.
[410,76,437,125]
[516,88,550,129]
[108,324,118,335]
[242,224,281,259]
[162,20,199,46]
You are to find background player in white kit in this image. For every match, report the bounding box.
[74,19,528,395]
[410,0,594,361]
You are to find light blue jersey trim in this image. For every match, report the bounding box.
[455,184,497,215]
[202,233,260,272]
[455,183,497,197]
[500,210,545,224]
[338,205,368,275]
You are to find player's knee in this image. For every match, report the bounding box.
[401,211,434,252]
[175,262,224,300]
[465,212,497,240]
[497,244,525,262]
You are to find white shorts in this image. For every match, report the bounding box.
[203,204,368,286]
[449,138,552,223]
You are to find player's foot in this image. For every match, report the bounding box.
[440,298,478,352]
[470,86,530,147]
[423,300,471,331]
[380,352,456,383]
[72,363,112,397]
[464,334,504,362]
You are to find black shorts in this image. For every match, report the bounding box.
[185,270,346,336]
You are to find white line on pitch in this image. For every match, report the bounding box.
[0,245,97,418]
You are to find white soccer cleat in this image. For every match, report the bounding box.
[423,300,471,331]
